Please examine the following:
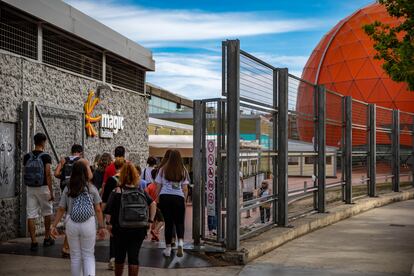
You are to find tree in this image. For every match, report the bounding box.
[363,0,414,90]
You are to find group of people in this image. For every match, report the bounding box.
[23,133,190,276]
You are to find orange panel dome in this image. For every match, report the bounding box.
[297,2,413,147]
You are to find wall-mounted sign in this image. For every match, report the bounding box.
[206,140,216,216]
[84,90,101,137]
[83,89,124,139]
[100,112,125,139]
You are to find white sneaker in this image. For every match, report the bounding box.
[177,240,184,257]
[108,258,115,270]
[163,247,171,257]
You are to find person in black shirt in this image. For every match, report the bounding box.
[104,163,156,276]
[23,133,54,251]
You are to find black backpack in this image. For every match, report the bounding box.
[24,152,46,187]
[118,187,149,229]
[60,157,80,191]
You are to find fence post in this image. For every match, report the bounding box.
[277,68,288,226]
[392,109,400,192]
[226,40,240,250]
[368,104,376,197]
[343,96,352,204]
[192,100,203,246]
[317,85,326,212]
[272,69,278,225]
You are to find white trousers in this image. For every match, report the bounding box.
[66,216,96,276]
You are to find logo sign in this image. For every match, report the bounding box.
[84,90,101,137]
[206,140,216,216]
[100,112,125,139]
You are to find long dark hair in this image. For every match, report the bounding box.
[97,152,112,172]
[158,149,172,169]
[163,150,186,182]
[68,161,89,197]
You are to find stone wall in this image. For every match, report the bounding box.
[0,52,149,240]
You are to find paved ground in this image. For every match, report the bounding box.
[1,199,413,275]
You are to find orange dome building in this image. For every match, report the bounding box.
[297,2,414,147]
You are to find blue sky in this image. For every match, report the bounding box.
[66,0,373,99]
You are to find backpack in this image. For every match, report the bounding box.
[118,187,149,229]
[24,152,46,187]
[60,157,80,191]
[70,188,95,223]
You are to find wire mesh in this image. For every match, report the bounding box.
[106,54,145,94]
[0,8,37,59]
[239,51,274,108]
[43,26,102,80]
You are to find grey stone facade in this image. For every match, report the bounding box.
[0,52,148,241]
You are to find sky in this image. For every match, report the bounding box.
[66,0,374,100]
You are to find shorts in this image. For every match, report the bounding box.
[26,186,53,219]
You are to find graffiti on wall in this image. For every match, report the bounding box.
[0,123,16,198]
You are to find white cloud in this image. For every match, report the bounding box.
[146,53,222,99]
[66,0,325,43]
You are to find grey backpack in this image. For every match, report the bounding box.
[118,187,149,229]
[24,152,46,187]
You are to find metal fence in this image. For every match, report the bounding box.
[193,39,414,251]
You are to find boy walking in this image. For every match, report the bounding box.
[23,133,55,251]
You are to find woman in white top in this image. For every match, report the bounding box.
[155,150,189,257]
[51,159,105,276]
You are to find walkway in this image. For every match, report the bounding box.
[0,199,413,275]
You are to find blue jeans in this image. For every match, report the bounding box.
[207,215,217,231]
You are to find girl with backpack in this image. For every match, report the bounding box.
[51,159,106,276]
[155,150,189,257]
[104,162,156,276]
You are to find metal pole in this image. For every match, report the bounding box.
[368,104,376,197]
[317,85,326,212]
[277,68,288,226]
[20,101,31,237]
[344,96,352,204]
[37,23,42,63]
[102,52,106,83]
[412,118,414,187]
[216,100,223,242]
[192,100,203,246]
[226,40,240,250]
[392,109,400,192]
[272,69,278,225]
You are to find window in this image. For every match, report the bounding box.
[288,157,299,165]
[305,156,315,164]
[326,156,332,165]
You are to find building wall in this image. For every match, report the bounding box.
[0,52,148,240]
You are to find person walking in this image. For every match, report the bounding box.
[92,153,112,192]
[104,163,156,276]
[142,156,157,184]
[102,146,126,193]
[145,169,164,242]
[258,181,271,223]
[51,159,105,276]
[101,158,125,270]
[155,150,189,257]
[23,133,55,251]
[54,144,85,258]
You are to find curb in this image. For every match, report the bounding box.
[221,189,414,265]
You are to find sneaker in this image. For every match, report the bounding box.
[43,238,55,247]
[162,247,171,257]
[30,242,38,251]
[177,240,184,258]
[108,258,115,270]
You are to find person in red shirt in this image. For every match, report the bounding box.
[145,169,164,242]
[101,146,126,196]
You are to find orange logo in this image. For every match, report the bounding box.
[84,90,101,137]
